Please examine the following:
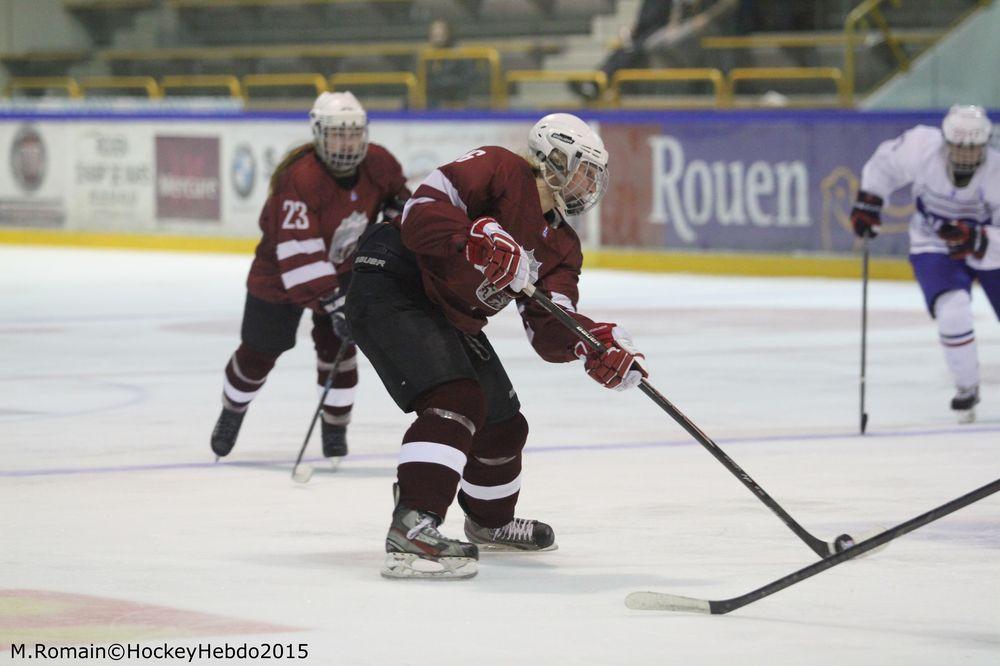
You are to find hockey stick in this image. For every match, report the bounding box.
[859,237,870,434]
[523,284,852,557]
[291,342,350,483]
[626,476,1000,614]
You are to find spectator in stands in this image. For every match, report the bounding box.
[736,1,814,33]
[571,0,733,101]
[424,18,481,109]
[570,0,674,101]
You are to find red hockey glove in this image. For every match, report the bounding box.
[465,217,530,292]
[850,191,883,238]
[574,323,648,391]
[938,220,989,260]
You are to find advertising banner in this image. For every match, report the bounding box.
[155,135,222,222]
[0,110,946,255]
[599,113,933,256]
[71,124,154,230]
[0,122,69,228]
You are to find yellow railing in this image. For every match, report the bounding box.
[507,70,607,109]
[418,47,504,109]
[242,73,327,103]
[80,76,161,98]
[5,77,82,98]
[611,68,728,108]
[729,67,849,107]
[843,0,992,103]
[160,74,242,98]
[65,0,155,9]
[844,0,907,104]
[329,72,421,109]
[168,0,410,7]
[702,29,946,50]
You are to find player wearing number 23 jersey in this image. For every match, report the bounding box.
[210,92,410,461]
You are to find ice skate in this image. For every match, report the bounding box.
[321,421,348,459]
[210,407,245,458]
[382,506,478,580]
[464,515,557,552]
[951,386,980,424]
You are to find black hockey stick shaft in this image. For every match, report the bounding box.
[523,284,834,558]
[702,476,1000,614]
[291,342,349,477]
[859,237,870,434]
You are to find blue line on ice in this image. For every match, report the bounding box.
[3,424,998,478]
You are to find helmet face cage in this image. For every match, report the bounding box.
[313,122,368,174]
[942,105,992,176]
[531,116,610,217]
[946,142,985,175]
[540,147,609,216]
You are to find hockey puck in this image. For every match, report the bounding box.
[833,533,855,552]
[291,464,314,484]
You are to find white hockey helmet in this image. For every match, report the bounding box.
[528,113,609,217]
[310,91,369,174]
[941,104,992,175]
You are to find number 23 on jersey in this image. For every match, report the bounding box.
[281,200,310,229]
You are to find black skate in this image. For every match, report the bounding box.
[210,407,245,458]
[321,421,348,458]
[464,516,557,552]
[951,386,980,424]
[382,505,479,580]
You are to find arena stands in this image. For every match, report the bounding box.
[0,0,992,109]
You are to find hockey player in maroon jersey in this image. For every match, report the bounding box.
[345,113,647,579]
[210,92,410,461]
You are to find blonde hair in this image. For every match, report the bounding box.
[520,150,543,177]
[268,142,314,195]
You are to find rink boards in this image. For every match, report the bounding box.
[0,107,951,276]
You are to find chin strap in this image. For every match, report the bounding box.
[551,190,569,221]
[537,161,570,221]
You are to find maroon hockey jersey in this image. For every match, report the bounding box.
[400,146,596,362]
[247,143,409,309]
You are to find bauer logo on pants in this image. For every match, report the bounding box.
[156,136,221,221]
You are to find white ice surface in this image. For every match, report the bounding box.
[1,246,998,665]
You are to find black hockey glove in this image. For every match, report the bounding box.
[319,289,352,343]
[850,191,883,238]
[381,194,408,225]
[938,221,989,260]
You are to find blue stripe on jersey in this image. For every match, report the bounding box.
[915,194,990,225]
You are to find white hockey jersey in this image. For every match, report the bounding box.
[860,125,1000,270]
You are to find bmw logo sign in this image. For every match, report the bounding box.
[231,144,256,199]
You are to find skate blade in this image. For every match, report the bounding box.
[380,553,477,580]
[470,541,559,554]
[956,408,976,424]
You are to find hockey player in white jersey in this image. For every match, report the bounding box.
[851,104,999,422]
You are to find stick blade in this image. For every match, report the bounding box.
[291,463,314,484]
[625,591,713,614]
